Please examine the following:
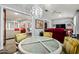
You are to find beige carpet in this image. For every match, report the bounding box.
[0,35,32,54]
[0,39,17,54]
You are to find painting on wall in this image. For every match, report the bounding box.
[35,20,44,29]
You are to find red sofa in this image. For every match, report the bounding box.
[45,28,66,43]
[15,28,26,33]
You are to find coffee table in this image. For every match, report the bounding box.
[18,36,62,54]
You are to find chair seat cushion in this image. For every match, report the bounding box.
[43,32,53,38]
[15,33,27,43]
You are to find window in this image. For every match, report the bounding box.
[6,21,19,30]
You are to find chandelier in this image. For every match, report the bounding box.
[31,5,43,19]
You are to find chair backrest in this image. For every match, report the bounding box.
[45,28,66,43]
[15,33,27,43]
[64,37,79,54]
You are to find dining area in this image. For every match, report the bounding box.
[15,36,62,54]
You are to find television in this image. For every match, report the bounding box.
[56,24,66,29]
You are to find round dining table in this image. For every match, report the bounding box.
[18,36,62,54]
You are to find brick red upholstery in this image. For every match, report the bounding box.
[14,28,26,33]
[45,28,66,43]
[15,28,20,31]
[20,28,26,33]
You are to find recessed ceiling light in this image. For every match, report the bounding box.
[45,9,48,12]
[14,12,19,15]
[59,14,62,17]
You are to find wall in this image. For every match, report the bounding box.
[22,20,32,33]
[75,12,79,34]
[0,6,4,50]
[45,19,52,28]
[31,18,72,36]
[51,18,73,29]
[32,17,45,36]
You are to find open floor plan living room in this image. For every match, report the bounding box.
[0,4,79,54]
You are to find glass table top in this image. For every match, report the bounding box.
[18,36,62,54]
[21,42,50,54]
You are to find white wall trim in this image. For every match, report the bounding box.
[0,6,4,50]
[51,17,73,20]
[0,5,32,16]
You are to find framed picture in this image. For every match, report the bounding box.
[35,20,44,29]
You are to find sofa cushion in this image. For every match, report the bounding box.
[64,37,79,54]
[45,28,66,43]
[15,33,27,43]
[43,32,53,38]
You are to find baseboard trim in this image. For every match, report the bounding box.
[6,37,15,40]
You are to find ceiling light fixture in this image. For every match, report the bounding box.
[58,14,62,17]
[45,9,48,12]
[31,5,43,19]
[14,12,19,15]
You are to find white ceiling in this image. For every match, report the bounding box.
[2,4,79,19]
